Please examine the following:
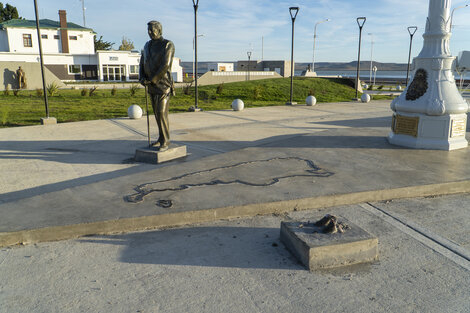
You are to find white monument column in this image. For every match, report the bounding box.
[389,0,468,150]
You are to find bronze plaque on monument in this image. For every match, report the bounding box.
[451,118,466,138]
[392,114,419,137]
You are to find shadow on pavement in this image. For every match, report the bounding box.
[312,116,392,128]
[79,226,304,270]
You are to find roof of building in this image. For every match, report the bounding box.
[0,19,93,31]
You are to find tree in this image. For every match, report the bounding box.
[118,36,134,51]
[0,2,20,22]
[94,35,114,51]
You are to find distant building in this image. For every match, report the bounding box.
[0,10,183,87]
[457,51,470,71]
[171,57,183,82]
[236,60,292,77]
[207,62,234,72]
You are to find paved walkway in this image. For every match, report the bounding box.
[1,195,469,312]
[0,100,469,246]
[1,100,469,312]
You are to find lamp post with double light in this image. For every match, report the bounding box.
[190,0,201,112]
[354,17,366,100]
[405,26,418,86]
[34,0,56,124]
[287,7,299,105]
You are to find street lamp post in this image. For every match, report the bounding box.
[355,17,366,100]
[190,0,201,112]
[368,33,374,84]
[405,26,418,86]
[287,7,299,106]
[247,51,252,81]
[33,0,55,124]
[451,4,469,29]
[312,18,330,73]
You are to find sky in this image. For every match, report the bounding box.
[8,0,470,64]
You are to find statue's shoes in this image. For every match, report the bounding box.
[151,141,161,147]
[158,145,169,152]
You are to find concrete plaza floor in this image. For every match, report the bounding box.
[1,100,470,245]
[0,100,469,312]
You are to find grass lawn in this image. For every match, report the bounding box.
[0,77,394,128]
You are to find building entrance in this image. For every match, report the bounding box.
[102,65,126,81]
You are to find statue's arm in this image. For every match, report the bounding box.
[149,41,175,84]
[139,46,148,85]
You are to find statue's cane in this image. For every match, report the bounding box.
[144,85,151,148]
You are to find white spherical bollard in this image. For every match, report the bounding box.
[232,99,244,111]
[361,93,371,103]
[127,105,143,119]
[306,95,317,106]
[363,84,369,90]
[396,85,402,91]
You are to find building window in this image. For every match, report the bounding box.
[41,34,48,39]
[129,65,138,74]
[23,34,32,47]
[68,65,82,74]
[69,35,78,40]
[54,35,59,39]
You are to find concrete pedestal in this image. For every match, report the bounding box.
[388,112,468,150]
[280,218,378,270]
[40,117,57,125]
[135,144,187,164]
[388,0,469,150]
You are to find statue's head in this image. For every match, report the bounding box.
[148,21,162,40]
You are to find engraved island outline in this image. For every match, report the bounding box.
[125,157,334,204]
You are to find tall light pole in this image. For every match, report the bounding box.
[312,18,330,73]
[190,0,201,112]
[368,33,374,84]
[451,4,469,29]
[405,26,418,86]
[355,17,366,100]
[287,6,299,106]
[247,51,252,81]
[34,0,55,124]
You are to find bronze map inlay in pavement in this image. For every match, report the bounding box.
[125,157,334,207]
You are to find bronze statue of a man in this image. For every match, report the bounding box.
[139,20,175,151]
[16,66,26,89]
